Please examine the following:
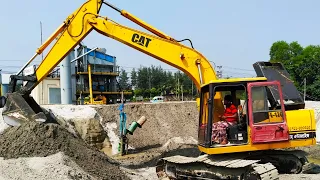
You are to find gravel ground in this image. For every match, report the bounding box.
[279,174,320,180]
[0,152,95,180]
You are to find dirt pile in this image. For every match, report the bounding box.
[0,121,129,180]
[0,152,95,180]
[43,105,109,149]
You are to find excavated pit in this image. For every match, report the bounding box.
[93,102,201,168]
[41,102,201,169]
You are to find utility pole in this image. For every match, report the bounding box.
[121,91,124,104]
[177,77,180,100]
[40,21,43,61]
[304,78,306,101]
[191,82,193,98]
[181,85,183,101]
[217,66,223,79]
[149,75,151,99]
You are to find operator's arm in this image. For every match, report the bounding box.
[221,113,238,120]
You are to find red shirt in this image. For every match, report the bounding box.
[224,104,237,122]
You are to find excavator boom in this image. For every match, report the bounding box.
[16,0,216,95]
[90,17,217,89]
[1,0,221,127]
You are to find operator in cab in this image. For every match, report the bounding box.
[212,95,238,145]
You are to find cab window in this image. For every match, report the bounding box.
[251,85,283,124]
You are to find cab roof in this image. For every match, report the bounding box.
[201,77,267,88]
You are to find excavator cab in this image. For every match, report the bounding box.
[198,78,290,151]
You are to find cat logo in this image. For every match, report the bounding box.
[131,33,152,47]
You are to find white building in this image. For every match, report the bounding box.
[30,77,62,104]
[0,73,12,96]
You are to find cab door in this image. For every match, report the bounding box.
[247,81,289,144]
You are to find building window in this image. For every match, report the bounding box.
[49,88,61,104]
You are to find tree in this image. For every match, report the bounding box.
[133,88,143,97]
[131,65,198,99]
[118,69,130,90]
[289,41,303,57]
[269,41,303,77]
[269,41,320,100]
[137,66,149,90]
[269,41,291,63]
[131,68,137,88]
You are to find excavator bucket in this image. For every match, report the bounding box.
[1,92,49,126]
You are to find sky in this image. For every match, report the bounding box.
[1,0,320,78]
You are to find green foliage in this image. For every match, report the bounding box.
[270,41,291,62]
[133,88,143,97]
[269,41,320,100]
[118,68,130,90]
[118,65,197,100]
[131,68,137,88]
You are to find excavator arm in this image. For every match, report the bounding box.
[12,0,103,93]
[1,0,220,126]
[33,1,216,92]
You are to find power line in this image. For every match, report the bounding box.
[0,60,42,62]
[0,66,26,68]
[216,66,222,78]
[223,66,255,72]
[223,70,256,76]
[299,91,319,101]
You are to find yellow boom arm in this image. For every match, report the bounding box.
[28,0,217,92]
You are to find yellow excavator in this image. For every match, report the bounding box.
[0,0,316,179]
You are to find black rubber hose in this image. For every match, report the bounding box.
[0,96,6,108]
[177,39,194,49]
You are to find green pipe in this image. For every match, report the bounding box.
[126,121,139,135]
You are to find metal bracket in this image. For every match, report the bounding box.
[8,75,37,94]
[196,59,203,85]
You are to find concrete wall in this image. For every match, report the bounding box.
[1,74,12,84]
[31,78,60,105]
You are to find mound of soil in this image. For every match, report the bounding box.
[0,121,129,180]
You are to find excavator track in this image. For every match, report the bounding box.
[247,149,308,174]
[156,154,279,180]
